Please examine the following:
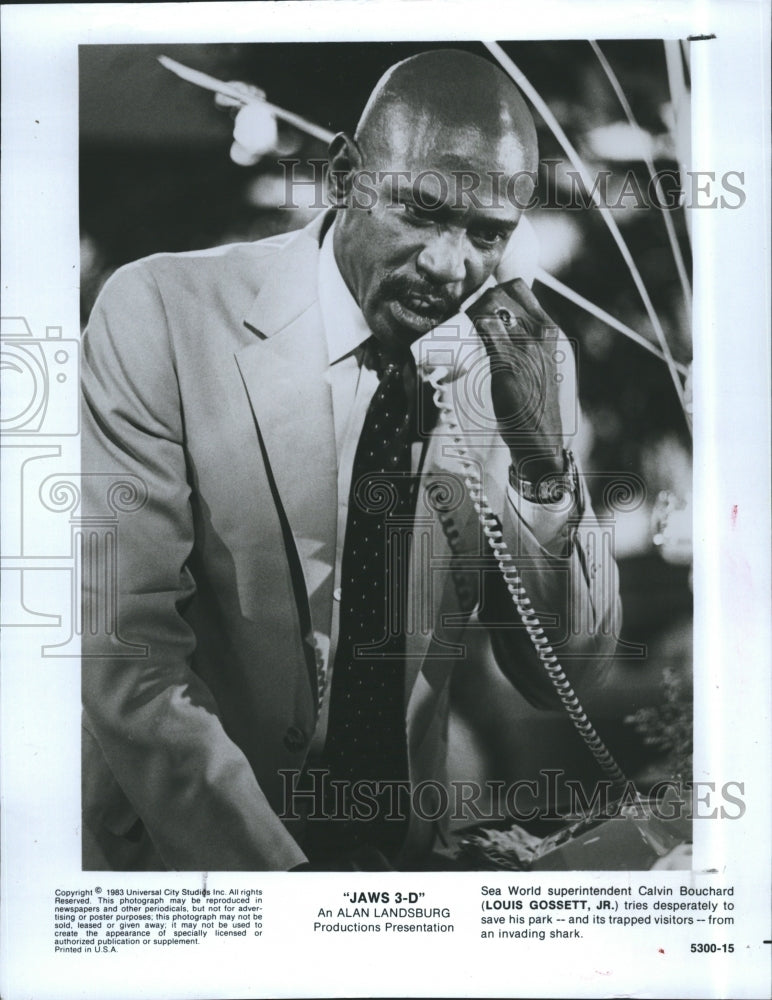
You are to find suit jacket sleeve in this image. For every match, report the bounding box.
[81,261,307,871]
[471,333,621,710]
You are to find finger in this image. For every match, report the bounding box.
[475,318,547,376]
[470,288,546,347]
[473,314,515,361]
[468,288,547,356]
[499,277,559,337]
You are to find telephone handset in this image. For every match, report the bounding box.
[422,279,629,794]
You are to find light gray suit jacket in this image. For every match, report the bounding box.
[81,214,620,870]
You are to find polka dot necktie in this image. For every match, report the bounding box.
[316,338,418,858]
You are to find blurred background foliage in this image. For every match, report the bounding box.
[80,40,693,800]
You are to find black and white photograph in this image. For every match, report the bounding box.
[1,3,769,999]
[78,37,696,874]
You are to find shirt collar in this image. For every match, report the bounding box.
[317,218,372,366]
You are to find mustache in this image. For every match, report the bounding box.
[380,274,460,317]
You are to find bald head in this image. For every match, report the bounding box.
[329,49,539,350]
[355,49,538,172]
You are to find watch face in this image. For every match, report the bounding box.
[509,456,576,507]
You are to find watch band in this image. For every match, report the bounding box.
[509,449,583,509]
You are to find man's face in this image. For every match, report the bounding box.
[332,117,534,351]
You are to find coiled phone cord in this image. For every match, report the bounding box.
[426,366,629,793]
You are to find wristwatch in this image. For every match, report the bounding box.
[509,449,584,513]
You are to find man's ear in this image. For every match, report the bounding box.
[327,132,363,206]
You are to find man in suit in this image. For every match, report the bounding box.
[81,48,620,871]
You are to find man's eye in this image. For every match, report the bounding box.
[402,200,436,223]
[471,229,507,249]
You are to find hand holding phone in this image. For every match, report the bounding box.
[467,277,566,483]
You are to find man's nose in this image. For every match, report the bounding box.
[416,230,467,285]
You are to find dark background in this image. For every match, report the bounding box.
[80,40,693,812]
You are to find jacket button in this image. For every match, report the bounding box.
[283,726,307,753]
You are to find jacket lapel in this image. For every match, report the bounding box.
[235,216,483,724]
[235,221,337,654]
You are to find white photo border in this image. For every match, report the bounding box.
[1,3,770,999]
